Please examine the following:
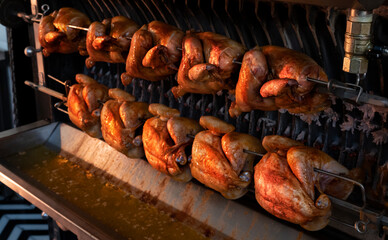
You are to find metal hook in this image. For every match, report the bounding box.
[41,4,50,15]
[54,102,68,115]
[354,219,369,234]
[313,168,366,209]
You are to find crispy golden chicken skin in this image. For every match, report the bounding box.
[142,104,202,182]
[67,74,109,138]
[254,135,359,231]
[191,116,264,199]
[172,31,246,98]
[100,88,152,158]
[39,7,90,56]
[121,21,184,85]
[255,152,331,231]
[85,16,139,68]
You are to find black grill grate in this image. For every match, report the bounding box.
[43,0,388,207]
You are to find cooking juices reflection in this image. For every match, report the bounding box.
[2,145,209,240]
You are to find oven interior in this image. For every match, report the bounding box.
[1,0,388,239]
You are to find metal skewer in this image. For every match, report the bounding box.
[47,75,67,86]
[307,77,388,108]
[24,81,67,101]
[67,25,89,31]
[54,102,68,115]
[232,59,242,65]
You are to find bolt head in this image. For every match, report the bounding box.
[343,55,368,74]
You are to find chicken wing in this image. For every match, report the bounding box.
[67,74,109,138]
[191,116,264,199]
[172,31,246,98]
[100,88,152,158]
[142,104,202,182]
[121,21,184,85]
[39,7,90,56]
[85,16,139,68]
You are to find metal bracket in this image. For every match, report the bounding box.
[17,4,49,23]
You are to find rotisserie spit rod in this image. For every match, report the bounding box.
[24,80,67,101]
[307,77,388,108]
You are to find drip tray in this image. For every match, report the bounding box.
[0,121,322,240]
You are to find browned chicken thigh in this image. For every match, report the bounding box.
[67,74,109,138]
[229,45,330,116]
[191,116,265,199]
[172,31,246,98]
[254,135,358,231]
[85,16,139,68]
[142,104,202,182]
[100,88,152,158]
[121,21,184,85]
[39,7,90,56]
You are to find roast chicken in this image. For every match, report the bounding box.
[85,16,139,68]
[254,135,358,231]
[100,88,152,158]
[121,21,184,85]
[142,104,202,182]
[229,45,330,117]
[67,74,109,138]
[39,7,91,56]
[191,116,265,199]
[171,31,246,98]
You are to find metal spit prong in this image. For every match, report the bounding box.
[243,149,264,157]
[313,168,366,209]
[307,77,355,91]
[54,102,68,115]
[67,25,89,31]
[24,80,67,101]
[233,59,243,65]
[47,75,66,86]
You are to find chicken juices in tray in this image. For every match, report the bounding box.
[172,31,246,98]
[190,116,265,199]
[85,16,139,68]
[121,21,184,85]
[39,7,91,56]
[100,89,152,158]
[254,135,361,231]
[142,104,202,182]
[67,74,109,138]
[229,45,330,117]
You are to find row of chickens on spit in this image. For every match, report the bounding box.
[67,73,361,232]
[40,7,330,116]
[38,7,361,233]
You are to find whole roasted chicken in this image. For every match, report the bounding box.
[142,104,202,182]
[67,74,109,138]
[121,21,184,85]
[254,135,359,231]
[229,46,330,117]
[100,88,152,158]
[172,31,246,98]
[39,7,91,56]
[191,116,265,199]
[85,16,139,68]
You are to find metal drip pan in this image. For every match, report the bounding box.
[0,121,346,240]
